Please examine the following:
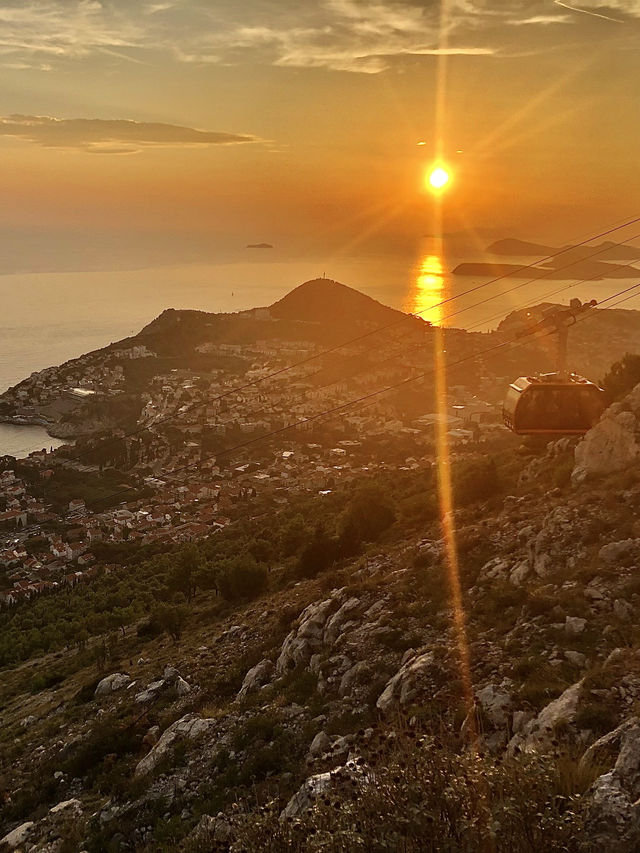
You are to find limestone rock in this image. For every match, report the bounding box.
[323,597,361,647]
[376,651,438,712]
[581,717,640,773]
[94,672,131,698]
[275,596,341,674]
[565,650,588,668]
[508,680,584,753]
[599,540,640,565]
[573,392,640,483]
[476,683,512,728]
[187,815,234,847]
[0,822,34,850]
[135,679,165,704]
[237,659,274,700]
[588,723,640,852]
[339,661,371,698]
[142,725,160,749]
[308,730,331,758]
[281,760,366,819]
[281,770,334,819]
[614,599,634,622]
[175,676,191,696]
[49,798,82,817]
[135,714,214,777]
[565,616,587,636]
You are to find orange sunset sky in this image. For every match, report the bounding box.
[1,0,639,273]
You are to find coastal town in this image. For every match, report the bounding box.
[3,277,640,613]
[0,287,506,610]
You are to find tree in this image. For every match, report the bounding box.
[215,556,268,601]
[297,523,338,578]
[339,484,396,555]
[280,514,307,557]
[248,537,273,566]
[154,602,188,641]
[601,353,640,401]
[167,544,202,603]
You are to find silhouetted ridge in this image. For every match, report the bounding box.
[268,278,407,325]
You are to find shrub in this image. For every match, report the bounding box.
[339,484,396,553]
[216,556,268,601]
[234,732,591,852]
[451,456,500,506]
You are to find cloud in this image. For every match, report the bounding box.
[0,0,635,75]
[0,114,259,153]
[508,15,572,25]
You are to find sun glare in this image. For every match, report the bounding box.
[427,166,450,191]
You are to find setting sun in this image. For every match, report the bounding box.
[427,166,450,190]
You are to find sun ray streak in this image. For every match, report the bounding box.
[427,0,479,761]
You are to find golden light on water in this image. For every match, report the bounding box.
[405,252,446,326]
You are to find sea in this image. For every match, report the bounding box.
[2,250,639,458]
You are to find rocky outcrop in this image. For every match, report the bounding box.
[476,683,512,728]
[135,714,214,777]
[508,680,584,753]
[135,665,191,704]
[376,651,439,712]
[94,672,132,698]
[0,822,34,851]
[275,597,340,675]
[581,718,640,773]
[573,385,640,482]
[237,659,274,700]
[281,760,368,819]
[588,723,640,852]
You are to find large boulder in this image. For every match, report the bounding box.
[476,683,512,729]
[323,597,361,646]
[237,659,274,700]
[281,760,367,819]
[49,798,82,817]
[94,672,132,698]
[573,386,640,483]
[587,723,640,852]
[581,718,640,773]
[0,822,34,851]
[376,651,439,713]
[135,714,214,777]
[508,680,583,754]
[275,596,342,675]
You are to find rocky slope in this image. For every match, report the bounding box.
[5,388,640,850]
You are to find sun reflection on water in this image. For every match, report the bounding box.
[406,250,447,326]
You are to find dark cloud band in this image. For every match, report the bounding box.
[0,115,259,152]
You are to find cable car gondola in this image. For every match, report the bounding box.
[502,299,608,436]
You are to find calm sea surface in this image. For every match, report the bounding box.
[1,250,638,457]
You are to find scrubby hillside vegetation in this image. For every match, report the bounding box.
[5,384,640,851]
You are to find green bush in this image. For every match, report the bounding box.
[216,556,268,601]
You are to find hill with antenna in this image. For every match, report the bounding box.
[268,278,410,326]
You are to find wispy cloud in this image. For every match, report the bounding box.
[508,15,572,25]
[0,114,259,153]
[0,0,634,75]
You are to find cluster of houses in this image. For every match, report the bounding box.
[0,329,503,611]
